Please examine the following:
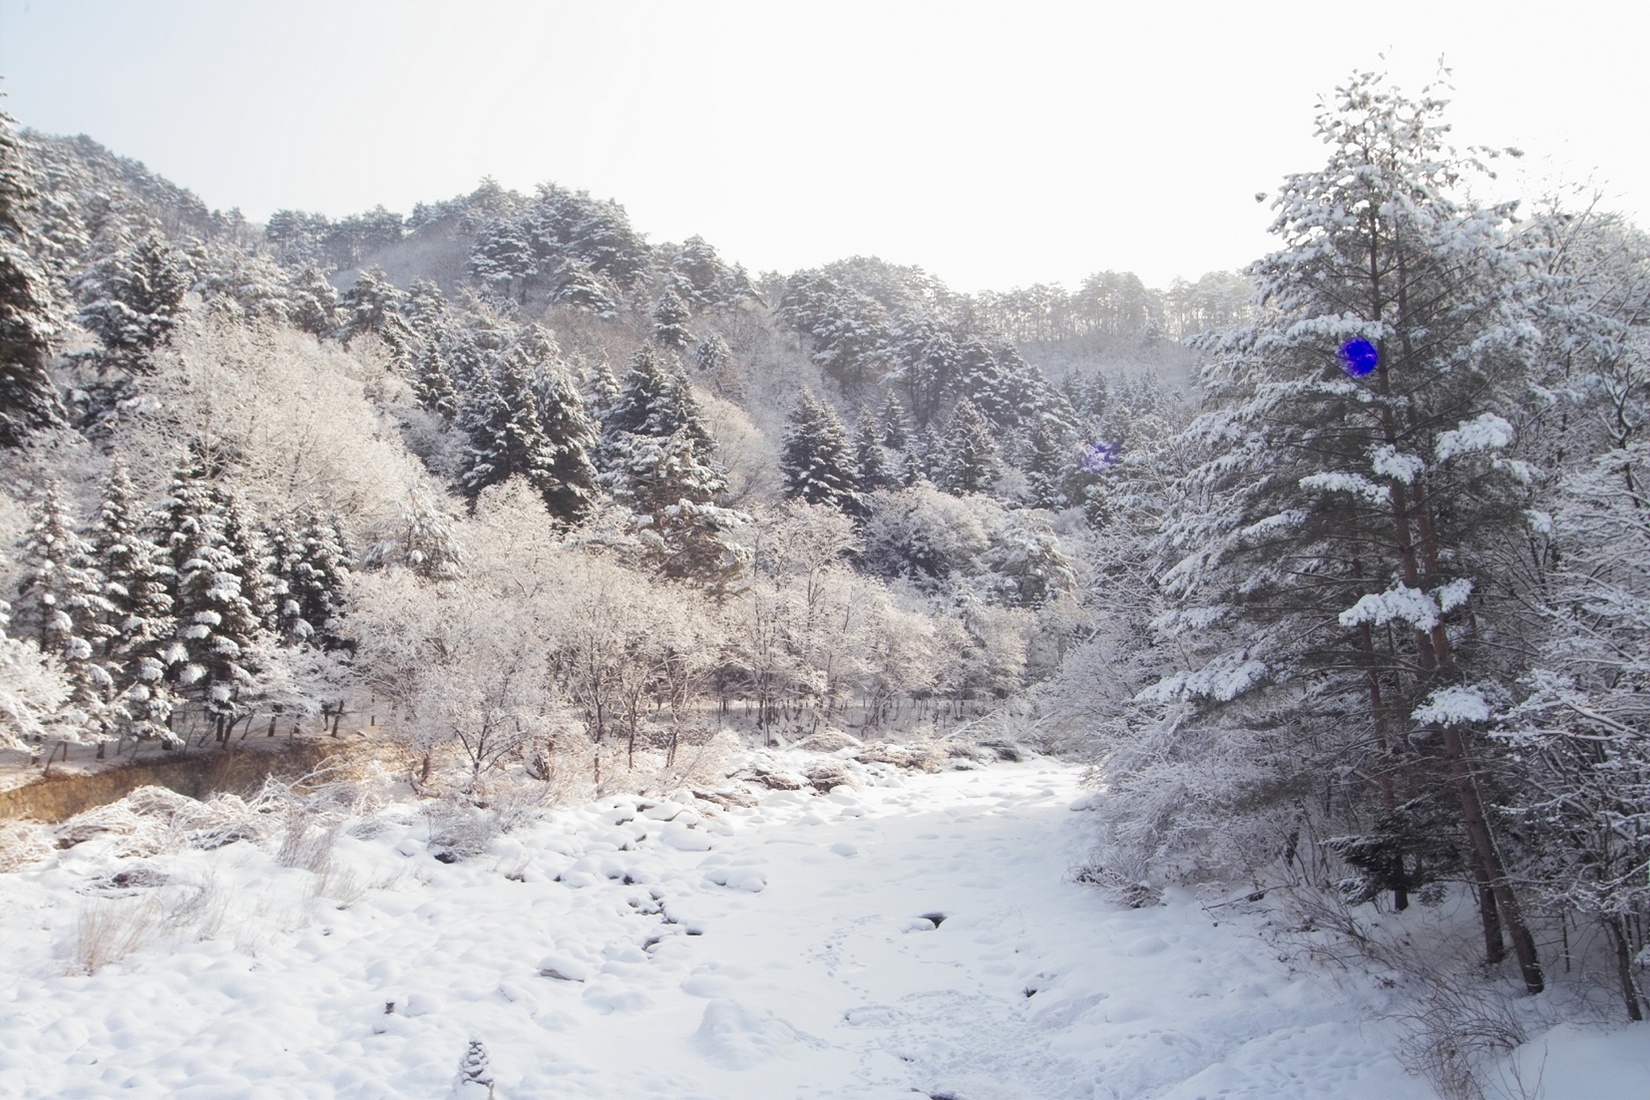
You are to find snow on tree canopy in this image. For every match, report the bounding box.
[1338,583,1442,632]
[1435,412,1514,461]
[1412,683,1491,727]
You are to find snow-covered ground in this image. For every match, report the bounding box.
[0,752,1571,1098]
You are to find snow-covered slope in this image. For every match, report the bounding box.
[1,758,1430,1098]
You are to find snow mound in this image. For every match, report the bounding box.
[691,999,817,1069]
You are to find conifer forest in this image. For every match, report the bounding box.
[2,68,1650,1099]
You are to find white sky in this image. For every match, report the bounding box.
[1,0,1645,293]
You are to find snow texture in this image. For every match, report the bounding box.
[0,758,1442,1098]
[1412,683,1492,726]
[1434,413,1514,461]
[1339,584,1440,632]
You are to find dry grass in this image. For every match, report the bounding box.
[69,899,157,974]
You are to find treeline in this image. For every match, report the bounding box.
[0,117,1111,798]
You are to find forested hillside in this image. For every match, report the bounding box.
[4,69,1650,1096]
[0,101,1206,785]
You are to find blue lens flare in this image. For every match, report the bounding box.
[1080,440,1120,473]
[1340,339,1379,377]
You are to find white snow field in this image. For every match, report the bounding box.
[2,755,1438,1098]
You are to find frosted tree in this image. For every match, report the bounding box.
[162,461,262,741]
[362,488,464,581]
[652,285,693,349]
[780,390,862,514]
[1148,71,1545,990]
[75,231,190,371]
[0,600,72,753]
[92,457,178,742]
[529,364,600,527]
[939,398,1001,495]
[285,263,341,337]
[1495,210,1650,1018]
[14,484,114,734]
[0,108,64,444]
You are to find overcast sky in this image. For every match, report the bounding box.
[1,0,1644,293]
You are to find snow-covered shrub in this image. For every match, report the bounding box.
[0,821,50,871]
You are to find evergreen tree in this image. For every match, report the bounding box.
[411,338,461,422]
[468,217,533,303]
[940,399,1002,494]
[285,263,341,337]
[854,409,893,494]
[15,484,113,728]
[780,391,862,514]
[1025,415,1073,509]
[548,256,617,315]
[459,353,567,511]
[581,357,621,422]
[338,265,410,345]
[0,109,64,444]
[221,493,276,630]
[75,232,190,370]
[602,345,713,453]
[274,510,352,648]
[1149,72,1545,992]
[879,391,909,451]
[531,365,601,527]
[652,286,693,349]
[162,461,260,738]
[601,347,741,582]
[92,458,177,742]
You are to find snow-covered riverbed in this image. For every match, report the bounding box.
[0,756,1431,1098]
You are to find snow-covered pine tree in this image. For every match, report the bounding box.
[15,484,114,734]
[940,398,1001,495]
[74,231,190,371]
[879,391,909,452]
[652,285,692,349]
[0,108,64,444]
[580,356,621,423]
[338,265,411,346]
[459,350,567,512]
[780,390,862,514]
[1025,413,1074,510]
[1150,71,1545,991]
[530,364,600,527]
[273,510,352,648]
[904,426,940,487]
[468,217,533,304]
[548,255,618,315]
[285,263,341,337]
[92,457,177,742]
[163,460,262,741]
[854,408,893,494]
[601,345,743,583]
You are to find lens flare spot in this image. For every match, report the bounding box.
[1340,339,1379,377]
